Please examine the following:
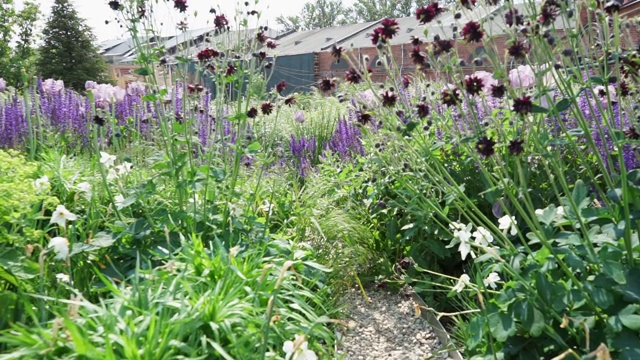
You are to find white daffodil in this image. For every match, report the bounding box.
[452,274,471,293]
[283,334,317,360]
[449,222,474,260]
[116,162,133,176]
[498,215,518,236]
[50,205,77,228]
[473,226,493,247]
[114,195,126,210]
[483,272,501,289]
[48,237,69,260]
[56,273,70,283]
[33,175,50,194]
[99,151,116,168]
[76,182,92,200]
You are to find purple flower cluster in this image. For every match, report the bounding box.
[289,134,317,178]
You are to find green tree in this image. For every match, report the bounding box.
[275,0,354,31]
[351,0,449,21]
[6,1,40,88]
[0,0,15,78]
[36,0,110,91]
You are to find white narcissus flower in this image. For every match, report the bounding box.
[452,274,471,293]
[33,175,50,194]
[100,151,116,168]
[48,237,69,260]
[472,226,493,247]
[56,273,70,283]
[107,168,119,180]
[116,162,133,176]
[50,205,77,228]
[283,334,317,360]
[449,222,474,261]
[498,215,518,236]
[484,272,501,289]
[114,195,126,210]
[76,182,92,199]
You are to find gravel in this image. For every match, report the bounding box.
[335,287,455,360]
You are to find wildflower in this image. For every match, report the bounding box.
[441,87,461,107]
[197,48,220,62]
[410,35,422,46]
[253,51,267,62]
[472,227,493,247]
[455,224,474,261]
[452,274,471,293]
[56,273,70,283]
[48,237,69,261]
[331,44,343,61]
[490,84,506,98]
[410,47,426,65]
[247,107,258,119]
[100,151,116,168]
[355,110,373,125]
[345,68,362,84]
[34,175,50,194]
[508,65,535,88]
[0,78,5,92]
[256,31,268,44]
[214,14,229,30]
[416,103,429,118]
[187,84,204,93]
[378,18,399,41]
[475,136,496,158]
[604,0,624,14]
[266,40,278,49]
[461,21,483,43]
[225,64,237,77]
[76,182,92,200]
[275,80,287,94]
[317,78,336,93]
[85,80,98,90]
[107,168,119,181]
[498,215,518,236]
[108,0,122,11]
[507,139,525,155]
[283,334,317,360]
[416,2,445,24]
[50,205,77,228]
[381,91,397,107]
[116,162,133,176]
[261,102,274,115]
[538,0,560,26]
[483,272,500,289]
[174,0,187,12]
[294,111,306,123]
[512,96,533,115]
[42,79,64,94]
[505,8,523,27]
[432,38,454,56]
[461,0,477,9]
[472,71,498,94]
[284,96,297,106]
[507,41,529,60]
[114,195,126,210]
[464,75,484,96]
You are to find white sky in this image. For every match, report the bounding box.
[14,0,357,42]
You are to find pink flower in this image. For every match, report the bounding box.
[508,65,535,89]
[42,79,65,94]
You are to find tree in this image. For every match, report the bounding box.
[0,0,15,77]
[275,0,354,31]
[36,0,110,91]
[6,1,40,88]
[351,0,455,21]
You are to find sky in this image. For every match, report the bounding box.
[13,0,357,43]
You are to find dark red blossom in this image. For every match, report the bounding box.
[402,75,411,89]
[225,64,237,77]
[284,96,297,106]
[214,14,229,31]
[410,47,426,65]
[355,110,373,125]
[261,102,274,115]
[247,107,258,119]
[620,81,631,97]
[266,40,277,49]
[253,51,267,62]
[460,0,477,9]
[381,91,398,107]
[432,38,454,56]
[512,96,533,115]
[318,78,336,93]
[416,103,429,118]
[275,80,286,94]
[410,36,422,46]
[461,21,483,43]
[197,48,220,62]
[441,88,461,107]
[476,136,496,158]
[188,84,204,93]
[491,84,506,98]
[507,41,529,60]
[505,8,523,27]
[379,18,399,40]
[345,68,362,84]
[465,76,483,96]
[416,2,446,24]
[331,45,343,61]
[539,0,561,26]
[174,0,187,13]
[508,139,525,155]
[604,0,624,14]
[256,31,268,44]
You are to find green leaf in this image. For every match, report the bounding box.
[522,302,545,337]
[133,67,151,76]
[603,260,626,284]
[553,98,571,113]
[531,104,549,114]
[70,232,117,256]
[466,316,485,350]
[246,141,262,152]
[616,268,640,302]
[489,311,516,342]
[571,180,588,208]
[619,305,640,330]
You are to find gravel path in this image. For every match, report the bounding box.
[336,287,455,360]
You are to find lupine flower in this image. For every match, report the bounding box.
[461,21,483,43]
[416,2,445,24]
[475,136,496,158]
[498,215,518,236]
[452,274,471,293]
[508,65,535,88]
[174,0,187,12]
[50,205,77,228]
[214,14,229,30]
[100,151,116,168]
[283,334,317,360]
[48,237,69,261]
[34,175,50,194]
[483,272,500,289]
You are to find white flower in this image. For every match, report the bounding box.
[498,215,518,236]
[107,168,119,180]
[458,233,474,261]
[76,182,92,199]
[483,272,501,289]
[100,152,116,168]
[33,175,50,194]
[50,205,77,228]
[56,273,70,282]
[452,274,471,293]
[116,162,133,176]
[114,195,126,210]
[283,334,317,360]
[48,237,69,260]
[473,227,493,247]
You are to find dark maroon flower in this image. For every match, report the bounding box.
[355,110,373,125]
[512,96,533,115]
[197,48,220,62]
[345,68,362,84]
[539,0,560,26]
[410,36,422,46]
[507,41,529,60]
[254,51,267,62]
[432,38,454,56]
[476,136,496,158]
[108,1,122,11]
[247,107,258,119]
[261,102,274,115]
[275,80,286,94]
[331,45,343,61]
[460,0,477,9]
[188,84,204,93]
[410,46,426,65]
[206,63,216,72]
[174,0,187,13]
[461,21,483,43]
[284,96,297,106]
[256,31,268,44]
[625,127,640,140]
[379,18,399,40]
[505,8,523,27]
[93,114,106,126]
[225,64,237,77]
[214,14,229,30]
[266,40,277,49]
[620,81,631,97]
[441,88,461,107]
[416,103,429,118]
[381,91,397,107]
[416,2,445,24]
[465,76,484,96]
[402,75,411,89]
[318,78,336,93]
[369,28,384,45]
[491,84,506,98]
[508,139,525,155]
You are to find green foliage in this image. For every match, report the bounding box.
[351,0,431,21]
[275,0,354,31]
[36,0,109,91]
